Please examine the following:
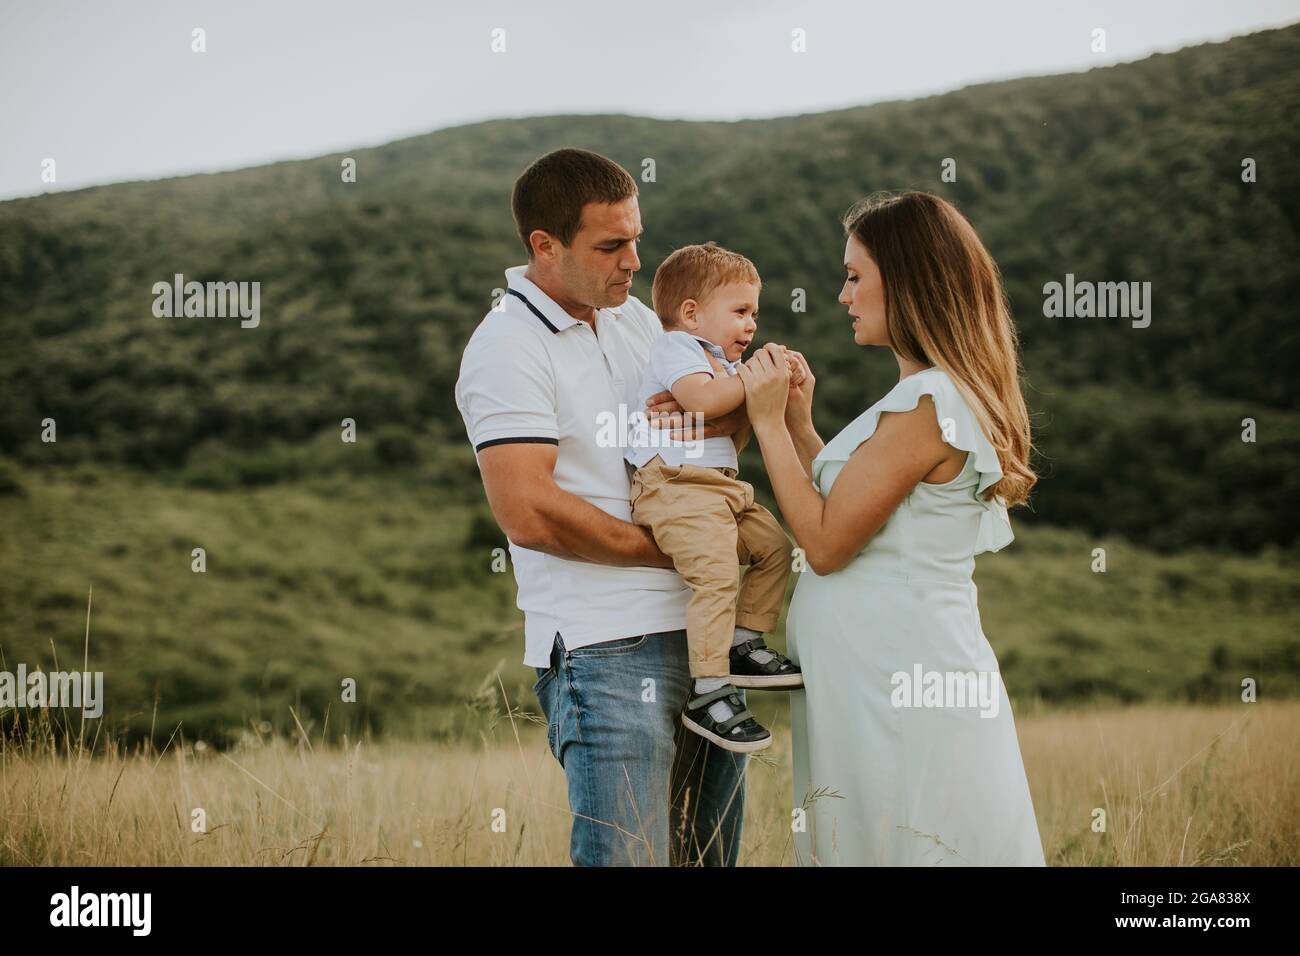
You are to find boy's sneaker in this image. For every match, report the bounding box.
[681,685,772,753]
[729,638,804,689]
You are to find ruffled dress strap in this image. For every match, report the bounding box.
[811,368,1014,554]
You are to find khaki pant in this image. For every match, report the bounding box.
[630,455,794,678]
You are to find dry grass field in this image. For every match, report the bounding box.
[2,698,1295,866]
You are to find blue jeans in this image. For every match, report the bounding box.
[532,629,747,866]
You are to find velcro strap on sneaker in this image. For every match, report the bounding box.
[736,638,791,675]
[718,706,755,734]
[687,686,738,709]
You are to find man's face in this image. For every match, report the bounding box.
[553,197,643,309]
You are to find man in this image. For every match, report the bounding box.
[454,147,752,866]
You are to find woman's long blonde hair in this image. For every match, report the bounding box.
[843,191,1036,507]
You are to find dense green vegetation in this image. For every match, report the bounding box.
[0,468,1295,744]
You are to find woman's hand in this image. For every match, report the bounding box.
[784,350,816,429]
[737,344,791,429]
[785,352,805,388]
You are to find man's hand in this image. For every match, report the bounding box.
[644,390,747,441]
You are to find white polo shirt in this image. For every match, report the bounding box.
[454,266,690,667]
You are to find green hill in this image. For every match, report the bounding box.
[2,24,1298,550]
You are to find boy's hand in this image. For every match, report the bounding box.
[785,352,805,387]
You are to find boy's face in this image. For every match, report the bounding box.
[681,280,760,363]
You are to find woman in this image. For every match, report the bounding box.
[737,191,1045,866]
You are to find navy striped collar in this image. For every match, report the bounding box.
[503,266,626,334]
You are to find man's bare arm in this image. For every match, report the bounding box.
[477,443,673,568]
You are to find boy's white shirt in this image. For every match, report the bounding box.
[626,330,742,470]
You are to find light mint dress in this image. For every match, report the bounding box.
[787,367,1045,866]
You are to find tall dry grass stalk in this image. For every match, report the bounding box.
[2,681,1295,865]
[3,592,1294,864]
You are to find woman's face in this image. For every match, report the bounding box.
[839,234,888,347]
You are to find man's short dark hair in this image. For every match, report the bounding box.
[511,148,638,256]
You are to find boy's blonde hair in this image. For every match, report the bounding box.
[651,242,761,329]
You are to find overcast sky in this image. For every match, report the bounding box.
[2,0,1297,200]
